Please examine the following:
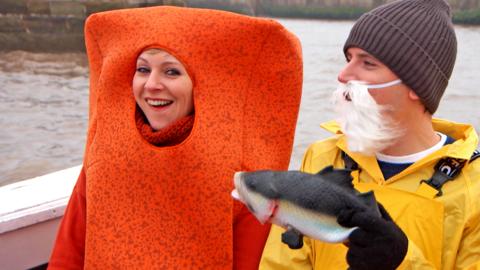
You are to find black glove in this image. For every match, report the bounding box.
[337,204,408,270]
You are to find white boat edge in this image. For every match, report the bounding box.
[0,165,81,270]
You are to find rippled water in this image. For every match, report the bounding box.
[0,52,89,186]
[1,19,479,186]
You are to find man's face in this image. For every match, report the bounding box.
[338,47,408,109]
[333,47,413,155]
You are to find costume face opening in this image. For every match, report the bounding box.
[132,48,194,131]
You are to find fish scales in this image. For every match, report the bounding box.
[243,170,370,216]
[232,166,381,244]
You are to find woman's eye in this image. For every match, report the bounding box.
[165,68,181,76]
[136,67,150,73]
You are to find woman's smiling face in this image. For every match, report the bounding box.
[132,49,193,131]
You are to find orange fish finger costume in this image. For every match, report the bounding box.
[48,6,302,269]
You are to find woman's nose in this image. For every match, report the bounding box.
[144,72,165,90]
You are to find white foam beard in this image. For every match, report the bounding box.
[333,82,403,156]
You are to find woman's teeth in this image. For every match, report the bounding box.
[147,99,173,107]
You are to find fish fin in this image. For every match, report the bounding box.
[316,165,354,189]
[357,191,381,217]
[281,226,304,249]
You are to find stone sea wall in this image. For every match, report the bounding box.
[0,0,479,52]
[0,0,164,51]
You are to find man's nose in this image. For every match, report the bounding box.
[337,62,357,83]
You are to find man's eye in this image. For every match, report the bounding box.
[136,67,150,73]
[364,61,376,67]
[166,69,181,76]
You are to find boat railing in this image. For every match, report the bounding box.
[0,165,81,269]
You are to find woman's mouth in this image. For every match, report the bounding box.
[146,98,173,107]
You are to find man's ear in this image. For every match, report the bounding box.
[408,90,431,114]
[408,90,420,100]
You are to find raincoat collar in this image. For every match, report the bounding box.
[320,118,479,183]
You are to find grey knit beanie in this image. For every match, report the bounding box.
[344,0,457,114]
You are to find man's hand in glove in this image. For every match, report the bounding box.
[337,204,408,270]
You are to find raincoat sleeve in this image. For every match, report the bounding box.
[455,211,480,269]
[396,227,480,270]
[396,242,436,269]
[454,160,480,270]
[259,224,314,270]
[48,167,86,270]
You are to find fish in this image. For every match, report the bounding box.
[231,166,381,248]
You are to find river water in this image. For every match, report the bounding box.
[1,19,479,186]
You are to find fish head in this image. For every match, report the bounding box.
[231,171,279,224]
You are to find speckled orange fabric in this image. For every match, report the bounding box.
[82,6,302,269]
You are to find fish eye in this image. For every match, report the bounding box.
[245,179,257,190]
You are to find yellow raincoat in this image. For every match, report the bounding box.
[260,118,480,270]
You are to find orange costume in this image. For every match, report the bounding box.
[49,6,302,269]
